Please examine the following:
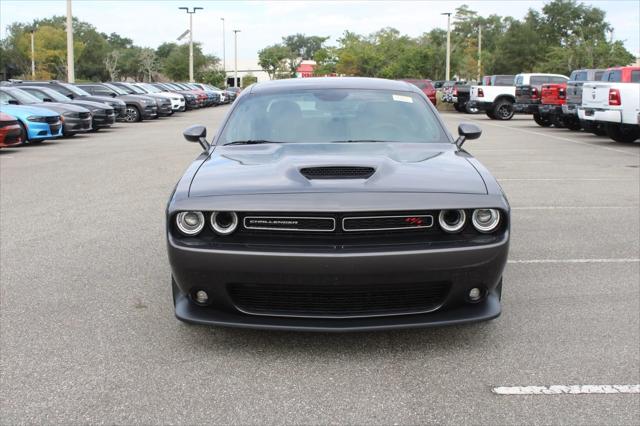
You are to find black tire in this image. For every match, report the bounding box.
[533,113,552,127]
[453,103,463,112]
[550,114,565,128]
[496,278,503,301]
[18,121,28,144]
[492,99,514,120]
[485,110,496,119]
[565,118,582,131]
[124,105,141,122]
[605,123,640,143]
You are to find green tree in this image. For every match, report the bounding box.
[281,34,329,77]
[258,44,289,79]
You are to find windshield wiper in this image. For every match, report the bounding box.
[331,139,392,143]
[225,139,285,146]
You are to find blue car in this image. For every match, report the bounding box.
[0,103,63,144]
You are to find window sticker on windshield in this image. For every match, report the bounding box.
[392,94,413,103]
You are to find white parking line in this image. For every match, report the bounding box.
[466,117,639,156]
[512,206,638,210]
[492,385,640,395]
[499,178,636,181]
[508,259,640,264]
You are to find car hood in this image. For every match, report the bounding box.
[0,104,60,118]
[30,102,89,114]
[71,100,113,111]
[79,95,125,106]
[189,142,487,197]
[117,94,155,103]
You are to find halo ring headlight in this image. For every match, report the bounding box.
[472,209,501,233]
[438,209,466,233]
[210,211,239,235]
[176,211,205,235]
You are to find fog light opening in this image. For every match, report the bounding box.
[210,211,239,235]
[468,287,485,303]
[194,290,209,305]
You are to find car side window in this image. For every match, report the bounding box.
[0,92,12,104]
[631,70,640,83]
[606,70,622,82]
[594,71,604,81]
[23,89,45,100]
[551,76,568,84]
[53,85,72,96]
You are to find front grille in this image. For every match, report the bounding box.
[343,215,434,232]
[300,166,375,180]
[228,281,451,318]
[79,112,91,119]
[45,116,60,124]
[244,216,335,232]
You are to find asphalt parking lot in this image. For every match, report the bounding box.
[1,107,638,424]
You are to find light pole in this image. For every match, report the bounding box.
[221,18,226,72]
[477,25,482,82]
[442,12,451,81]
[30,29,35,79]
[179,6,203,83]
[66,0,75,82]
[233,29,241,88]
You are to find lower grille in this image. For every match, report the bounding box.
[300,166,375,180]
[228,281,450,318]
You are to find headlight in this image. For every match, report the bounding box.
[210,212,238,235]
[26,115,47,122]
[176,211,205,236]
[472,209,501,233]
[63,112,80,118]
[438,209,466,233]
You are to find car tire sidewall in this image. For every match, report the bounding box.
[493,100,513,120]
[533,113,552,127]
[124,105,141,122]
[606,123,640,143]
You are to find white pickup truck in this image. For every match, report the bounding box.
[467,75,516,120]
[578,82,640,143]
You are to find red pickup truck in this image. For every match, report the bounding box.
[537,82,571,128]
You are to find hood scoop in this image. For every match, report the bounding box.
[300,166,375,180]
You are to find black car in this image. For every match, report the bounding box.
[0,87,92,136]
[166,77,510,331]
[16,85,116,130]
[153,83,199,110]
[109,82,173,117]
[77,83,158,122]
[7,80,126,120]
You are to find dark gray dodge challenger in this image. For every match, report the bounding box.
[167,77,510,331]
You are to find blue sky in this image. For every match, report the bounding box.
[1,0,638,68]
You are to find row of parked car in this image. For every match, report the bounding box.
[0,80,240,148]
[439,66,640,143]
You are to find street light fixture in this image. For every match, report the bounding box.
[233,29,241,88]
[179,6,203,83]
[221,18,226,72]
[441,12,452,81]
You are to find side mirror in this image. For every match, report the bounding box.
[67,94,74,99]
[8,99,19,105]
[455,122,482,148]
[43,97,53,102]
[110,93,117,98]
[183,125,210,151]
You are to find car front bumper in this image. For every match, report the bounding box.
[62,116,93,134]
[168,234,508,331]
[561,103,578,116]
[25,121,62,140]
[92,111,116,128]
[142,105,158,119]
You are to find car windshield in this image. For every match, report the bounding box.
[219,89,448,145]
[62,83,91,96]
[3,88,43,104]
[125,84,146,94]
[26,87,70,102]
[140,83,160,93]
[103,83,127,95]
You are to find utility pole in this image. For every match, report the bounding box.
[221,18,226,72]
[233,29,241,88]
[179,7,203,83]
[30,29,35,79]
[66,0,75,82]
[477,25,482,82]
[442,12,452,81]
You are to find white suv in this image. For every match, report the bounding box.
[134,83,186,112]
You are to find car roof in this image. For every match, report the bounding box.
[249,77,419,95]
[516,73,568,78]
